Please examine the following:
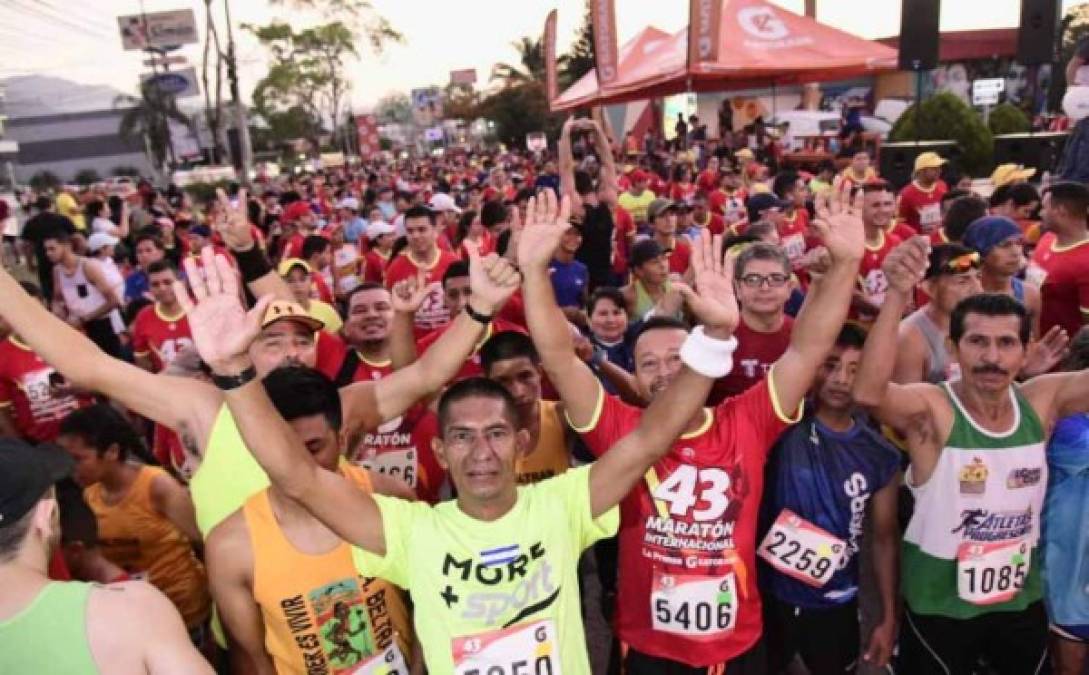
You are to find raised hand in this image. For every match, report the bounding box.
[173,246,272,374]
[213,188,255,251]
[390,269,428,315]
[680,232,740,337]
[1022,325,1071,378]
[465,239,520,314]
[515,189,572,272]
[812,183,865,264]
[881,236,930,295]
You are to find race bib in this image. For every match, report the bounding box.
[363,449,418,488]
[956,539,1030,606]
[354,643,409,675]
[757,509,847,588]
[651,570,738,637]
[918,203,941,231]
[781,233,806,265]
[416,281,449,330]
[862,269,888,306]
[452,619,562,675]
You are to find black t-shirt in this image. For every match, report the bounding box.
[575,201,614,284]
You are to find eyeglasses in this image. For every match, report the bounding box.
[740,272,791,288]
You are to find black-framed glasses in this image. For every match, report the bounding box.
[740,272,791,288]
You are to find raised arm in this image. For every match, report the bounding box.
[387,271,427,371]
[212,188,294,303]
[517,190,602,428]
[587,114,618,206]
[0,265,217,436]
[851,237,934,430]
[176,249,388,555]
[589,233,739,517]
[558,117,579,209]
[770,187,865,416]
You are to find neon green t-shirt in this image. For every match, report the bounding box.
[618,189,656,224]
[189,405,269,537]
[353,464,617,674]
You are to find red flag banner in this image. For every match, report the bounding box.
[591,0,619,86]
[544,9,558,103]
[355,114,379,157]
[688,0,723,67]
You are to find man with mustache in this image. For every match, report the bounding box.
[854,236,1089,674]
[758,324,901,673]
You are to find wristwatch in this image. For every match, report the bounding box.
[211,365,257,391]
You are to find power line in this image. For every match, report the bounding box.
[6,0,114,40]
[31,0,117,35]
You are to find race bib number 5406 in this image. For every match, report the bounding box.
[452,619,561,675]
[651,570,737,638]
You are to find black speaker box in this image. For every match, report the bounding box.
[993,132,1068,175]
[879,141,959,190]
[1017,0,1062,65]
[899,0,941,71]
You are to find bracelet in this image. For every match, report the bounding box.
[464,302,493,325]
[211,365,257,391]
[233,245,271,283]
[679,326,738,379]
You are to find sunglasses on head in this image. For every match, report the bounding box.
[941,252,981,275]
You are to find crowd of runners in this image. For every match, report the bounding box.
[1,111,1089,675]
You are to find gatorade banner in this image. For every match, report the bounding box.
[591,0,619,86]
[544,9,559,103]
[688,0,723,67]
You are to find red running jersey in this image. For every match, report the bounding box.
[415,318,526,383]
[314,332,393,383]
[348,405,445,504]
[573,379,797,666]
[707,317,793,405]
[130,304,192,373]
[1027,234,1089,338]
[897,180,947,234]
[0,337,91,442]
[384,249,459,339]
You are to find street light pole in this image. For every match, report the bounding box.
[222,0,253,183]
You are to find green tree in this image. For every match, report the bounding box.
[890,92,993,176]
[561,2,595,87]
[269,0,401,50]
[491,36,548,87]
[115,80,191,171]
[477,84,561,148]
[374,92,412,125]
[73,169,101,186]
[988,103,1031,135]
[444,82,480,121]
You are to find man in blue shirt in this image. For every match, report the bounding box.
[758,323,901,674]
[548,223,589,321]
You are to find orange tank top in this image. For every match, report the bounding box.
[84,464,210,627]
[516,400,572,484]
[243,464,414,674]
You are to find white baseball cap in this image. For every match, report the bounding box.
[87,232,120,253]
[367,220,396,241]
[428,192,462,214]
[337,197,360,211]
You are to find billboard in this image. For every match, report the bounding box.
[449,69,477,86]
[355,114,380,157]
[118,9,198,51]
[140,67,200,99]
[411,87,444,127]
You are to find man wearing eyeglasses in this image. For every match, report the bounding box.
[707,243,794,405]
[894,244,983,385]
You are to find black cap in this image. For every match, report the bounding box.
[630,239,666,268]
[746,192,790,223]
[0,438,74,528]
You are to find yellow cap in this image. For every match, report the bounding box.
[276,258,311,277]
[914,151,947,172]
[261,300,324,331]
[990,163,1036,187]
[735,148,755,160]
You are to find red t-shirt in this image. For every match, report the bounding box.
[777,209,810,271]
[697,170,719,194]
[709,189,747,223]
[575,379,796,666]
[0,337,91,442]
[707,317,793,405]
[348,405,445,504]
[384,249,460,339]
[363,249,392,284]
[130,304,192,373]
[1027,234,1089,337]
[612,205,636,276]
[669,182,697,202]
[661,238,692,275]
[314,331,393,383]
[281,233,306,260]
[415,318,526,382]
[690,212,726,236]
[856,231,902,320]
[887,219,918,242]
[897,180,948,234]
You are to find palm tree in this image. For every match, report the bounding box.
[115,81,192,171]
[491,35,566,87]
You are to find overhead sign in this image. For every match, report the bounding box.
[411,87,444,127]
[141,67,200,98]
[972,78,1005,106]
[118,9,198,51]
[143,55,187,68]
[449,69,477,86]
[424,126,444,142]
[526,132,547,152]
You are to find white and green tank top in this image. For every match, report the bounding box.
[902,382,1047,619]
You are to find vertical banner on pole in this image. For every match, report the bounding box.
[591,0,620,87]
[688,0,722,69]
[544,9,559,105]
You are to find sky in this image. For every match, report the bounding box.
[0,0,1084,112]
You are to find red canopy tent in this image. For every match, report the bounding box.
[552,0,898,111]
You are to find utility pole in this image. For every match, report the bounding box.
[222,0,253,183]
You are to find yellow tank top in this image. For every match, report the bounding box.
[516,400,572,484]
[243,464,414,674]
[84,465,210,627]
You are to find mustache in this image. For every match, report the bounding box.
[972,364,1009,376]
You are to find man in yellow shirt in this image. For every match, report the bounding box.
[55,189,86,231]
[618,169,656,226]
[278,258,344,334]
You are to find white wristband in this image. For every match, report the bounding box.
[679,326,738,379]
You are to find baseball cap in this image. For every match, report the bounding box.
[630,239,666,268]
[283,201,313,223]
[336,197,360,211]
[260,300,324,332]
[367,220,396,241]
[735,148,755,160]
[963,216,1023,258]
[630,169,650,184]
[746,193,790,223]
[0,438,74,528]
[87,232,120,253]
[428,192,462,214]
[990,163,1036,187]
[925,243,980,280]
[914,151,947,173]
[647,198,679,221]
[276,258,311,277]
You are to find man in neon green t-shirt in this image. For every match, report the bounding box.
[186,192,741,673]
